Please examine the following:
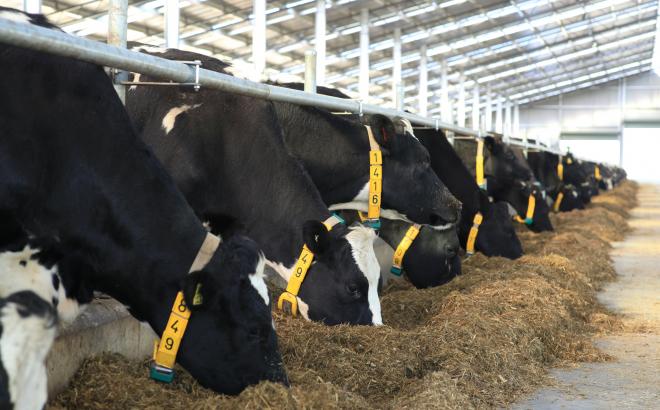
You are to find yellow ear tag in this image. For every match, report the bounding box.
[192,283,203,306]
[466,212,483,256]
[514,194,535,225]
[278,216,340,317]
[390,224,421,276]
[595,166,601,181]
[476,139,486,190]
[557,163,564,181]
[553,192,564,212]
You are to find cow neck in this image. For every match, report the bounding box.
[416,131,482,217]
[45,104,206,325]
[272,102,371,205]
[129,93,332,272]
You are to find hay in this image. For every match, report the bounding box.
[50,181,638,410]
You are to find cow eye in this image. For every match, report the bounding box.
[346,283,362,299]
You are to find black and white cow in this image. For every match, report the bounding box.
[0,8,286,395]
[127,48,382,326]
[526,151,584,212]
[0,228,62,410]
[272,83,461,227]
[413,129,523,258]
[454,136,554,232]
[338,211,461,289]
[561,153,597,204]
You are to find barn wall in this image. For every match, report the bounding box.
[518,72,660,163]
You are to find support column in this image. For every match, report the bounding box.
[359,8,370,101]
[440,60,450,123]
[418,45,428,116]
[504,100,512,141]
[392,27,402,109]
[304,50,317,93]
[457,74,466,127]
[472,85,480,131]
[513,103,520,138]
[315,0,326,85]
[108,0,128,103]
[23,0,41,13]
[485,87,492,132]
[165,0,179,48]
[252,0,266,81]
[495,97,503,134]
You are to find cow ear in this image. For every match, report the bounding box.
[367,114,397,151]
[181,270,208,311]
[302,220,331,255]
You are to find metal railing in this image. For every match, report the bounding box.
[0,17,562,155]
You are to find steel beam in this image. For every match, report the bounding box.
[165,0,179,49]
[359,8,369,101]
[252,0,266,81]
[315,0,326,85]
[418,44,427,116]
[107,0,127,103]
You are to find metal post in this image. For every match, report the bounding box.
[165,0,179,49]
[23,0,41,14]
[315,0,326,86]
[108,0,128,103]
[504,100,512,141]
[495,97,503,134]
[252,0,266,81]
[472,85,480,131]
[440,60,450,123]
[392,27,402,109]
[513,103,520,138]
[304,50,317,93]
[457,74,465,127]
[418,45,428,116]
[485,87,492,132]
[359,8,370,102]
[0,19,481,137]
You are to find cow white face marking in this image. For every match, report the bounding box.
[296,298,310,321]
[0,295,56,410]
[161,104,202,134]
[345,226,382,325]
[248,254,269,306]
[0,246,80,324]
[0,10,31,24]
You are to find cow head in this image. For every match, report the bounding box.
[392,222,461,288]
[470,192,523,259]
[505,180,553,232]
[367,115,461,227]
[292,221,381,325]
[178,236,287,395]
[562,155,592,204]
[483,136,534,194]
[556,184,584,212]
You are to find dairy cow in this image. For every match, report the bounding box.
[0,8,286,395]
[414,129,523,258]
[526,151,584,212]
[127,48,382,325]
[272,83,461,227]
[454,136,553,232]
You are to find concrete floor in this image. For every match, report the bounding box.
[513,184,660,410]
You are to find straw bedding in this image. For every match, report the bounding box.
[49,181,638,410]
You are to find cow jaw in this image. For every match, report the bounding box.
[346,226,382,325]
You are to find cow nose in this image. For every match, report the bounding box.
[445,244,457,259]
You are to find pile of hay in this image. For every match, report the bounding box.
[50,181,638,410]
